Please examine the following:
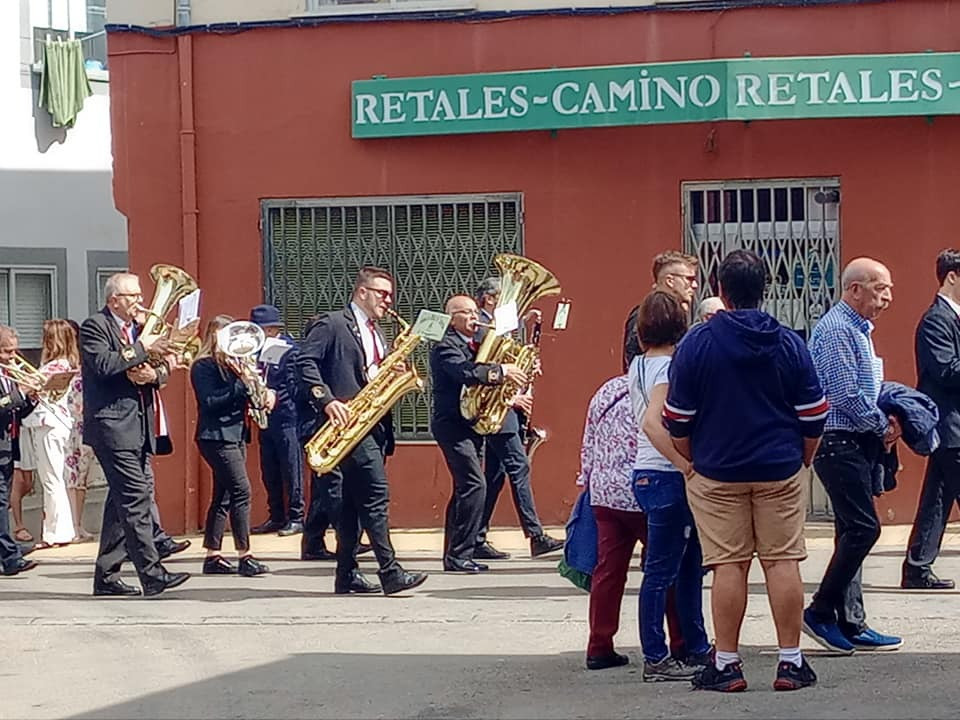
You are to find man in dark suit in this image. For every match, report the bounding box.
[0,326,38,577]
[81,272,190,597]
[431,293,527,573]
[296,266,427,596]
[903,249,960,590]
[249,304,305,537]
[471,279,563,561]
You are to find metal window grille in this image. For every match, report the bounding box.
[262,193,524,441]
[683,178,841,340]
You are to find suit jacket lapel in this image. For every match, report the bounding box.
[344,307,364,351]
[101,307,125,347]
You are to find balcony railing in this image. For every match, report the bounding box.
[32,27,108,81]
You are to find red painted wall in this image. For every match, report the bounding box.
[108,1,960,532]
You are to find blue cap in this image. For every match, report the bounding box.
[250,304,283,328]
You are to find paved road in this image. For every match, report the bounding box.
[3,529,960,719]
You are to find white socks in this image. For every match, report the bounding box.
[715,650,741,670]
[779,647,803,667]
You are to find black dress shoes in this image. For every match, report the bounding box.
[586,652,630,670]
[93,578,142,597]
[277,521,304,537]
[202,555,236,575]
[238,556,269,577]
[474,542,511,560]
[143,570,191,597]
[901,568,956,590]
[381,570,428,596]
[2,558,37,576]
[157,539,191,559]
[251,520,284,535]
[301,547,337,561]
[335,570,382,594]
[443,557,489,573]
[531,534,564,558]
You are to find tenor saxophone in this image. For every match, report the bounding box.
[304,309,424,475]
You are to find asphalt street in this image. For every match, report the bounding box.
[2,525,960,719]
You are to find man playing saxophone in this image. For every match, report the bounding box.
[296,266,427,596]
[472,279,563,561]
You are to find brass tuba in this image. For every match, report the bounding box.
[305,308,423,475]
[460,254,561,435]
[137,264,202,364]
[217,321,271,430]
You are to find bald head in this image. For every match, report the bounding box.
[446,294,480,335]
[696,296,725,322]
[841,257,889,291]
[841,257,893,321]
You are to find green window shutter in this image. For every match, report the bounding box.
[263,194,523,441]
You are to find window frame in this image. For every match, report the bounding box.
[0,265,59,350]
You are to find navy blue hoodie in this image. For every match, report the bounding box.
[663,309,827,483]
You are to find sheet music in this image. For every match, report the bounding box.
[177,289,201,330]
[412,310,451,341]
[494,301,519,336]
[259,336,292,365]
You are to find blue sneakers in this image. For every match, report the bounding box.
[802,608,855,655]
[848,628,902,651]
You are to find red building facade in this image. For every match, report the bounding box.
[107,0,960,533]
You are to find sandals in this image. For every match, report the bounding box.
[13,528,33,543]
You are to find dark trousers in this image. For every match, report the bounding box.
[809,431,881,635]
[302,469,337,554]
[588,507,685,658]
[143,459,171,546]
[93,444,164,586]
[905,446,960,573]
[198,440,252,553]
[639,498,709,663]
[477,432,543,545]
[0,455,23,570]
[438,433,486,562]
[330,434,399,582]
[259,425,305,524]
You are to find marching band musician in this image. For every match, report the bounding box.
[248,304,305,538]
[80,272,189,597]
[431,293,527,573]
[296,266,427,596]
[191,315,272,577]
[472,279,563,561]
[0,325,38,577]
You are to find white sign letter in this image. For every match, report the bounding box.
[736,74,764,107]
[689,74,721,107]
[355,94,380,125]
[767,73,797,105]
[552,82,580,115]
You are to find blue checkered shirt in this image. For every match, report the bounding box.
[808,300,888,435]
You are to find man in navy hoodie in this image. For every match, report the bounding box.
[663,250,827,693]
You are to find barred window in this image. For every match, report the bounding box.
[262,193,523,441]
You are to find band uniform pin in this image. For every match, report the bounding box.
[0,396,9,407]
[121,346,136,361]
[311,386,325,400]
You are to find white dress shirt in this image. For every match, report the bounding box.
[350,302,385,377]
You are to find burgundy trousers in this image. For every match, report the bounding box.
[587,506,685,658]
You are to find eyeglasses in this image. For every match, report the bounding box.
[115,292,143,299]
[363,287,393,300]
[665,273,698,284]
[451,309,479,316]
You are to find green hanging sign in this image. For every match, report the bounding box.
[352,51,960,138]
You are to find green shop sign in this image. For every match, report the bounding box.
[352,52,960,138]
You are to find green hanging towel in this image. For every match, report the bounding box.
[39,38,93,128]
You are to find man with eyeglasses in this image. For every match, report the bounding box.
[297,266,427,596]
[623,251,700,372]
[81,272,189,597]
[431,293,528,573]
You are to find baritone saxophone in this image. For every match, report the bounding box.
[304,308,424,475]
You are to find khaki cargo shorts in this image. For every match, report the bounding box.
[685,470,807,566]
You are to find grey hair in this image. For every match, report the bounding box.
[475,277,501,302]
[103,272,139,300]
[0,324,18,341]
[696,296,724,321]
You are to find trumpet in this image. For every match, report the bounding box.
[0,354,74,429]
[216,321,271,429]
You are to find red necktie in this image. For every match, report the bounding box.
[367,319,382,365]
[123,322,135,344]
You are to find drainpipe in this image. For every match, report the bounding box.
[178,32,200,532]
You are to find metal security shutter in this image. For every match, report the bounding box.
[12,271,55,349]
[0,272,8,326]
[263,194,524,441]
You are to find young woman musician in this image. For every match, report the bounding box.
[191,315,272,577]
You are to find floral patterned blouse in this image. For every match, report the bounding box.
[21,358,80,430]
[578,374,641,512]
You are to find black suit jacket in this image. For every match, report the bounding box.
[80,307,164,452]
[430,326,504,441]
[0,384,35,459]
[296,307,394,454]
[916,295,960,448]
[191,357,251,443]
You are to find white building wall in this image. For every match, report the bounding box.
[0,0,127,348]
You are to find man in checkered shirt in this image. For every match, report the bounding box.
[803,257,903,655]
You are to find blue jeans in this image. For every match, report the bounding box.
[635,470,709,663]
